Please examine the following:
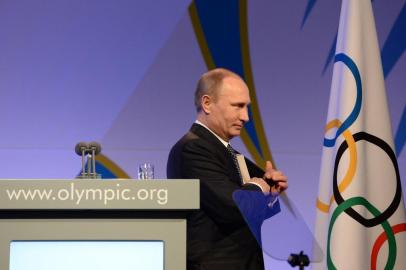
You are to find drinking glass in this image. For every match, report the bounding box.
[138,163,154,180]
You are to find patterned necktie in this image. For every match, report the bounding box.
[227,144,242,183]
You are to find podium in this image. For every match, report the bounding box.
[0,179,199,270]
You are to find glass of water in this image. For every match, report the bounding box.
[138,163,154,180]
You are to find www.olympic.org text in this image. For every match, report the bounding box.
[5,182,168,205]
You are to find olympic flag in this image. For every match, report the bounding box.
[314,0,406,269]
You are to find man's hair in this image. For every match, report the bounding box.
[194,68,242,112]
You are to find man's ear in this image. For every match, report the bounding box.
[201,95,212,114]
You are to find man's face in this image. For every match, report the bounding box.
[206,76,250,141]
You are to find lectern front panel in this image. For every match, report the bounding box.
[0,219,185,270]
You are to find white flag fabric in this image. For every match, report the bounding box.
[314,0,406,269]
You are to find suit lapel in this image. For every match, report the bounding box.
[190,123,242,185]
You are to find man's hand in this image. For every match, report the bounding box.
[263,161,288,195]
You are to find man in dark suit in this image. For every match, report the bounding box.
[167,68,288,270]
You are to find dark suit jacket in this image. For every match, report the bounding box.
[167,123,280,270]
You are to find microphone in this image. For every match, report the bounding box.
[75,142,89,156]
[88,141,101,178]
[75,142,89,179]
[74,141,102,179]
[88,141,102,155]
